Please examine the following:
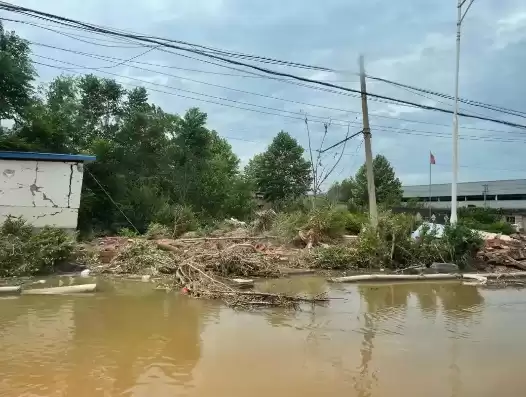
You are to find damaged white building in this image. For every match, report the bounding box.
[0,151,95,230]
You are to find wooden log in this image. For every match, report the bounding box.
[329,274,459,283]
[476,271,526,278]
[0,285,22,294]
[177,236,278,242]
[22,284,97,295]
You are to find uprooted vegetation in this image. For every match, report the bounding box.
[0,217,76,277]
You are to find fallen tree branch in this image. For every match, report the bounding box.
[178,236,278,242]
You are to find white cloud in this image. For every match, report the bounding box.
[493,11,526,49]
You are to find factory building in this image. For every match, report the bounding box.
[402,179,526,228]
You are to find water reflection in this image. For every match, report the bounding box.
[1,278,526,397]
[0,285,215,397]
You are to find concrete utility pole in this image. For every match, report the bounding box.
[359,55,378,228]
[451,0,476,224]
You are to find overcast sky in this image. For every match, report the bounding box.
[3,0,526,189]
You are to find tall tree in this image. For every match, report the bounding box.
[354,154,402,207]
[0,22,36,120]
[245,131,311,203]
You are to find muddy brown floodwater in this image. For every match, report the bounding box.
[1,277,526,397]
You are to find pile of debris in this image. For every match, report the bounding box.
[89,236,325,309]
[476,233,526,272]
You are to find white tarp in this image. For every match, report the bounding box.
[411,222,445,240]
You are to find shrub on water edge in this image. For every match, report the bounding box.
[310,245,357,270]
[0,217,76,277]
[343,212,483,270]
[439,223,483,269]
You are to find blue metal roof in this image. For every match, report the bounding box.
[0,151,96,162]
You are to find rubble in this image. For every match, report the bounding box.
[476,233,526,271]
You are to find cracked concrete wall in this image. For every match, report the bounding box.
[0,159,85,229]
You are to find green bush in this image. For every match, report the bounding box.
[458,207,500,224]
[462,219,514,235]
[272,211,308,241]
[310,246,356,269]
[145,222,172,239]
[118,227,139,237]
[343,212,367,234]
[440,223,483,269]
[340,212,482,270]
[0,217,75,277]
[172,204,198,237]
[272,205,353,243]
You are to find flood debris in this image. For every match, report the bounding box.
[175,258,327,308]
[476,233,526,271]
[89,236,326,309]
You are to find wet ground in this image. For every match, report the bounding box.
[1,276,525,397]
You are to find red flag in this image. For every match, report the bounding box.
[430,152,436,165]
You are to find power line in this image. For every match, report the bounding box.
[32,60,342,126]
[0,4,332,72]
[32,59,526,146]
[368,74,526,119]
[4,4,526,122]
[28,42,526,138]
[29,43,359,117]
[3,2,526,130]
[30,42,526,135]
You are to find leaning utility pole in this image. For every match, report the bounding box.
[359,55,378,228]
[451,0,476,224]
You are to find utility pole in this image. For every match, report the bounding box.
[451,0,476,224]
[359,55,378,228]
[482,184,489,208]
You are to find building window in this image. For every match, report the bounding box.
[506,216,516,224]
[499,194,526,201]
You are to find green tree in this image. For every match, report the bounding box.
[0,22,36,120]
[245,131,311,204]
[327,177,355,203]
[354,154,402,207]
[0,24,258,235]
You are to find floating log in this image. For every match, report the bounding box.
[231,278,254,289]
[0,285,22,294]
[329,272,526,284]
[22,284,97,295]
[477,271,526,278]
[328,274,459,283]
